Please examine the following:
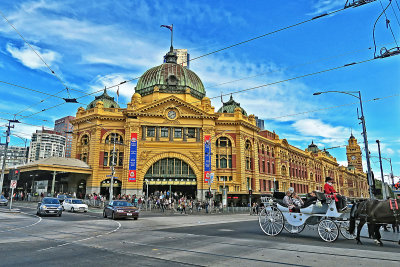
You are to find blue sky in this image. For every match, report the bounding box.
[0,0,399,183]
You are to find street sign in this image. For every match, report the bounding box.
[106,175,113,177]
[208,173,214,185]
[10,180,17,189]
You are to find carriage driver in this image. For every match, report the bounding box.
[283,187,304,212]
[324,176,347,211]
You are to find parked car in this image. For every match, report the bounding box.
[57,194,72,204]
[0,195,8,206]
[63,198,88,212]
[103,200,139,220]
[37,197,63,216]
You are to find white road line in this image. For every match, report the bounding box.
[36,220,121,252]
[0,211,42,233]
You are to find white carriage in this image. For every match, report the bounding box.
[259,192,356,242]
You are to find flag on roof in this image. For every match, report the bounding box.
[160,24,173,31]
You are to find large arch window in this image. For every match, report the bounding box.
[105,133,123,144]
[145,158,195,178]
[216,137,233,169]
[103,150,124,166]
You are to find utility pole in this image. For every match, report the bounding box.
[0,120,19,195]
[109,132,116,200]
[389,158,394,187]
[376,140,387,199]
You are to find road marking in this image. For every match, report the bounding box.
[36,220,121,252]
[0,211,42,233]
[219,229,234,232]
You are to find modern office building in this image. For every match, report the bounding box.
[28,130,66,162]
[174,48,190,68]
[0,145,28,167]
[54,116,75,158]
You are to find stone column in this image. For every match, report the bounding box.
[183,127,187,141]
[196,128,201,142]
[156,126,160,141]
[141,126,146,140]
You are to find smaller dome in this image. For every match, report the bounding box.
[307,140,320,153]
[87,88,120,110]
[218,95,247,115]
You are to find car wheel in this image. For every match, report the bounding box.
[84,210,87,213]
[112,212,115,220]
[36,210,40,216]
[71,207,74,212]
[58,212,62,217]
[103,210,107,218]
[134,217,138,220]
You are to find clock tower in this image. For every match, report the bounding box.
[346,133,363,173]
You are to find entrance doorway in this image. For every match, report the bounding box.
[77,179,86,198]
[100,179,122,199]
[144,157,197,199]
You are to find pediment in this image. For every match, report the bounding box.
[134,95,214,118]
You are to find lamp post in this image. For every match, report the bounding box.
[376,140,387,199]
[313,90,374,199]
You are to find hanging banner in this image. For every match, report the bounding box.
[204,135,211,183]
[128,133,138,182]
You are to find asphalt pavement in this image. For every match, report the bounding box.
[0,203,399,267]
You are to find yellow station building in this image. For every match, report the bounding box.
[71,46,369,202]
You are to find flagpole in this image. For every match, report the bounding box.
[117,86,119,106]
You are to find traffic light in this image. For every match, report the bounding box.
[9,169,20,180]
[249,189,253,196]
[206,191,213,199]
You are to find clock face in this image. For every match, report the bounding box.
[167,110,177,119]
[351,155,356,160]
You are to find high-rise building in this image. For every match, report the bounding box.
[0,145,28,167]
[174,49,190,68]
[28,130,66,162]
[54,116,75,158]
[255,116,265,130]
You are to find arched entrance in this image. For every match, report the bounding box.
[100,179,122,198]
[77,179,86,198]
[143,158,197,199]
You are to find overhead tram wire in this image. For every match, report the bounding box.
[14,50,400,123]
[390,0,400,27]
[80,1,378,97]
[373,0,398,57]
[3,1,381,122]
[379,0,399,46]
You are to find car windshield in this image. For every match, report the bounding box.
[58,195,71,199]
[72,200,83,204]
[43,198,60,204]
[113,201,133,207]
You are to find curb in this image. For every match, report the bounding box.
[0,208,21,213]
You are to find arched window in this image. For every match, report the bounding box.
[266,146,270,156]
[261,144,265,155]
[281,165,287,176]
[216,137,232,169]
[271,148,275,157]
[245,140,252,170]
[105,133,123,144]
[81,135,89,146]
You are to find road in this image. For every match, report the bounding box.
[0,203,399,267]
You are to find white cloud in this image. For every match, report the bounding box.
[6,43,59,70]
[292,119,349,140]
[89,73,138,102]
[337,160,348,167]
[310,0,344,15]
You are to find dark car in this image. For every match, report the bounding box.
[37,197,63,216]
[0,195,8,206]
[103,200,139,220]
[57,194,72,204]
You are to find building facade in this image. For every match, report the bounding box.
[54,116,75,158]
[71,47,369,200]
[174,48,190,68]
[28,130,66,162]
[0,145,28,167]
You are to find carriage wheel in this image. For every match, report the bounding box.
[259,206,284,236]
[284,222,306,234]
[339,221,357,240]
[318,219,339,242]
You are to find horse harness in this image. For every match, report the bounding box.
[389,199,400,225]
[358,199,400,224]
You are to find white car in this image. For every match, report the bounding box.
[62,198,88,212]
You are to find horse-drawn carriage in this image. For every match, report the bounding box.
[259,192,356,242]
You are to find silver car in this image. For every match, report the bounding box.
[0,195,8,206]
[37,197,63,216]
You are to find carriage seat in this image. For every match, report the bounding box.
[315,192,327,203]
[273,192,288,208]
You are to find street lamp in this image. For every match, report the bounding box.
[313,90,374,199]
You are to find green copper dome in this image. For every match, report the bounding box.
[307,140,320,153]
[135,48,205,100]
[217,95,247,116]
[87,88,120,110]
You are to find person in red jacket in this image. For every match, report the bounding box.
[324,177,347,211]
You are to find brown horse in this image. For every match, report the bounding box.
[349,199,400,246]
